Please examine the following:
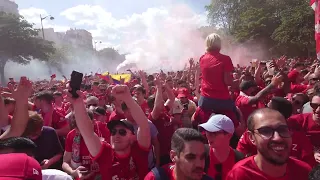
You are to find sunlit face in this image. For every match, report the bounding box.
[249,112,292,166]
[291,95,304,113]
[311,96,320,121]
[205,131,231,149]
[134,90,144,101]
[53,95,63,104]
[110,125,133,151]
[171,141,206,180]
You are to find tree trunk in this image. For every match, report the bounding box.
[0,60,6,86]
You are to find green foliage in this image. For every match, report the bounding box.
[206,0,315,57]
[0,12,56,83]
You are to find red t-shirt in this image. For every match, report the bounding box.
[287,113,320,149]
[109,110,126,121]
[94,121,110,143]
[226,156,311,180]
[235,94,265,124]
[236,130,316,167]
[290,84,309,94]
[207,147,236,180]
[42,109,68,130]
[140,100,151,116]
[200,51,234,100]
[93,142,149,180]
[65,130,100,180]
[148,112,176,156]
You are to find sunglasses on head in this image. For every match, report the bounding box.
[310,103,320,109]
[252,125,292,139]
[292,98,303,106]
[110,128,127,136]
[87,104,97,108]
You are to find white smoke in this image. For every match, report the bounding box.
[116,4,207,72]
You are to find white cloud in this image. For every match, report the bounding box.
[19,7,70,32]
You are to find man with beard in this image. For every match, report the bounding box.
[235,73,283,125]
[226,108,311,180]
[144,128,213,180]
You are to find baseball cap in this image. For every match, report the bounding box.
[93,106,106,116]
[107,119,135,134]
[177,88,189,98]
[199,114,235,134]
[0,153,42,180]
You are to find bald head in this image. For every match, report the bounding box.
[247,108,285,131]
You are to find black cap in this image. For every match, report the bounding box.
[107,119,135,134]
[94,106,106,116]
[239,80,257,91]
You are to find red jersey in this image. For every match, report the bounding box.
[235,93,265,124]
[109,110,125,121]
[199,51,234,100]
[140,100,151,116]
[42,109,68,130]
[149,111,176,156]
[65,130,100,180]
[93,142,149,180]
[287,113,320,149]
[226,156,311,180]
[207,147,237,180]
[236,130,316,167]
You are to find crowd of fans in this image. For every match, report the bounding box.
[2,33,320,180]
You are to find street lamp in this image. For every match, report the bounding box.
[40,14,54,39]
[94,41,102,51]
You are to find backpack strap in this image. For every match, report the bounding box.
[233,149,245,162]
[204,144,210,173]
[151,167,170,180]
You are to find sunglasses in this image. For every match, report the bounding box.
[87,104,97,108]
[310,103,320,109]
[311,78,320,82]
[110,129,127,136]
[253,125,292,139]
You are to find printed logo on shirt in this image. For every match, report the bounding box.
[292,144,298,151]
[33,168,39,175]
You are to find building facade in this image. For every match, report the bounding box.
[0,0,18,15]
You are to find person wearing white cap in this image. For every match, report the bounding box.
[199,114,244,180]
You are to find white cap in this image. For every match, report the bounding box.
[199,114,234,134]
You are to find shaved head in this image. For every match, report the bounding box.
[247,108,284,131]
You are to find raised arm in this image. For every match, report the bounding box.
[151,76,164,120]
[0,77,32,139]
[112,85,151,149]
[67,91,101,157]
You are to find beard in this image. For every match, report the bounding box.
[257,143,289,166]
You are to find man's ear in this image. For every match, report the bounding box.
[248,131,257,146]
[170,150,178,163]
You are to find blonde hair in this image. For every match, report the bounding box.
[205,33,221,52]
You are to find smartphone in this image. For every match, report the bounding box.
[69,71,83,98]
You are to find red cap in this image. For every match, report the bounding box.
[287,69,299,82]
[177,88,189,98]
[0,153,42,180]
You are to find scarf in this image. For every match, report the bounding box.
[71,131,82,168]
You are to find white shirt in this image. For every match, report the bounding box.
[42,169,73,180]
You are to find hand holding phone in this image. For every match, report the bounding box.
[69,71,83,98]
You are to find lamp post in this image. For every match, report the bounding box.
[94,41,102,51]
[40,14,54,39]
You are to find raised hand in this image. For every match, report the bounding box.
[12,77,32,102]
[111,85,132,102]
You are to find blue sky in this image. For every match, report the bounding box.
[14,0,210,51]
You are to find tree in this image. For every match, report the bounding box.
[206,0,315,58]
[0,12,55,84]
